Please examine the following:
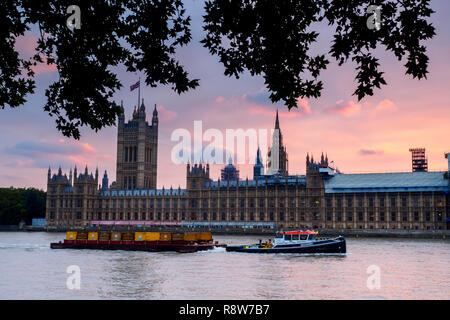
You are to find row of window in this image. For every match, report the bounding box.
[50,210,445,223]
[51,196,446,212]
[326,211,443,222]
[326,196,444,208]
[123,176,137,190]
[124,146,137,162]
[123,146,153,163]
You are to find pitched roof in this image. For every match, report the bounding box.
[324,171,449,193]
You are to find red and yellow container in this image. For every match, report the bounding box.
[76,232,88,240]
[160,232,172,241]
[183,232,197,241]
[111,232,121,241]
[88,232,98,241]
[66,232,77,240]
[145,232,160,241]
[198,232,212,241]
[134,232,146,241]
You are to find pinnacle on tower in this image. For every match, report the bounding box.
[275,109,280,130]
[118,100,125,122]
[256,146,263,164]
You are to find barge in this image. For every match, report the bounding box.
[51,231,221,253]
[226,230,346,254]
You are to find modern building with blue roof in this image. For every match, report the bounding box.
[45,107,450,231]
[324,171,449,194]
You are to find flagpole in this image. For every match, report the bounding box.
[138,76,140,107]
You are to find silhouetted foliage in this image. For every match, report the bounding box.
[202,0,435,107]
[0,188,46,225]
[0,0,435,138]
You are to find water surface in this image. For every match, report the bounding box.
[0,232,448,299]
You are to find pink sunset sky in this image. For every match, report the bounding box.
[1,1,450,191]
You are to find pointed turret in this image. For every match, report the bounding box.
[221,157,239,181]
[118,100,125,123]
[102,170,109,190]
[47,166,51,181]
[152,104,158,127]
[140,98,146,112]
[74,165,77,182]
[267,109,288,176]
[275,109,280,130]
[253,146,265,179]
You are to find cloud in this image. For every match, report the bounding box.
[215,96,225,103]
[326,100,362,117]
[296,98,312,115]
[157,105,177,121]
[14,32,57,75]
[3,140,98,170]
[14,34,37,54]
[5,140,96,158]
[244,91,273,106]
[374,99,397,113]
[4,159,34,168]
[31,56,58,74]
[359,149,384,156]
[244,91,312,118]
[0,174,33,186]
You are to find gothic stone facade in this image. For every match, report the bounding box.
[46,105,450,230]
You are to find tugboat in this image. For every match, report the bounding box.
[226,230,346,254]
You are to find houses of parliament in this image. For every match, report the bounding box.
[46,100,450,230]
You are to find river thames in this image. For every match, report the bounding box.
[0,232,449,299]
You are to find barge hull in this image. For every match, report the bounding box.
[51,240,214,253]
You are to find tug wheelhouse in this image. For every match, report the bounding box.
[274,230,318,246]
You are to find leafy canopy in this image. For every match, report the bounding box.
[0,0,435,138]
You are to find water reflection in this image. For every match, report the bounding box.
[0,232,448,299]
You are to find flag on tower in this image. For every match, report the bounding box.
[130,80,140,91]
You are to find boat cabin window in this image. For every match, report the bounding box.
[292,234,299,240]
[275,233,283,238]
[309,234,316,240]
[284,234,292,241]
[300,235,308,240]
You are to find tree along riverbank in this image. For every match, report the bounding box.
[0,188,46,225]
